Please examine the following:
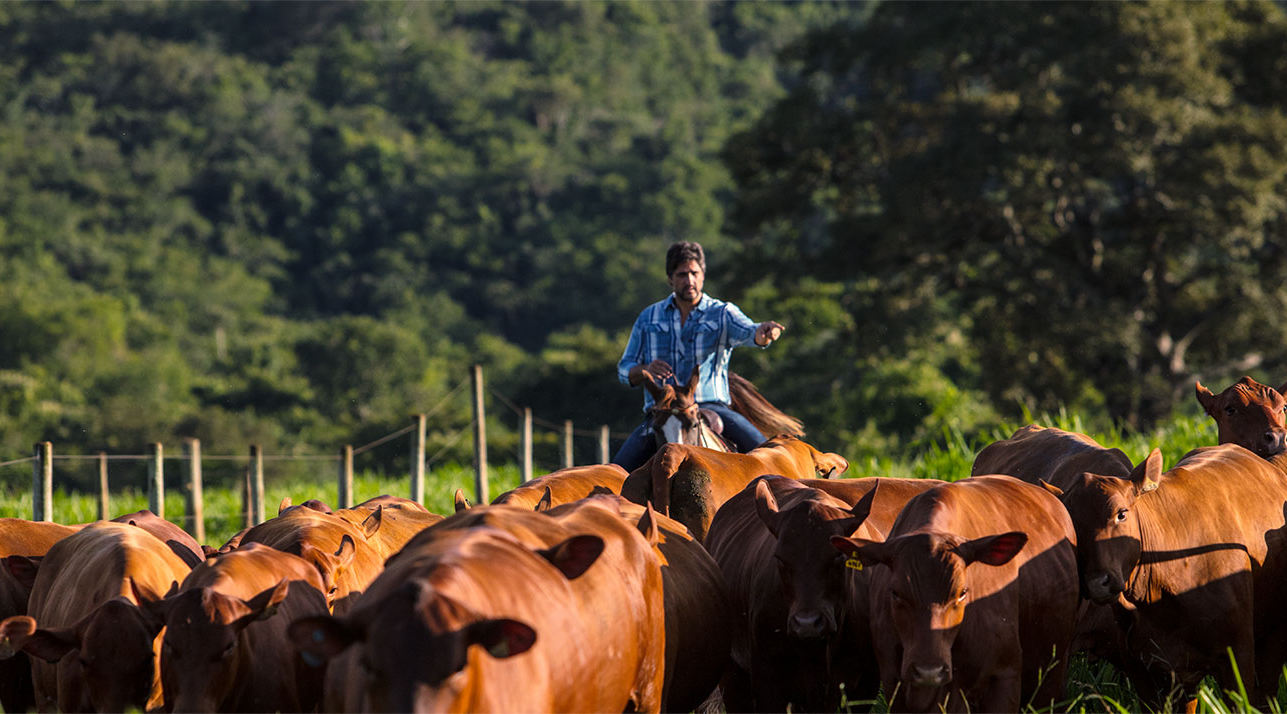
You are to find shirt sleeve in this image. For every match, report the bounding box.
[618,311,649,385]
[724,303,764,349]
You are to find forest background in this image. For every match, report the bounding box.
[3,0,1287,494]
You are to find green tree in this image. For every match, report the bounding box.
[726,0,1287,429]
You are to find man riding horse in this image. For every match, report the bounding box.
[612,241,786,472]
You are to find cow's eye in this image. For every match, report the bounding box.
[1226,407,1237,416]
[956,589,968,604]
[1115,509,1128,523]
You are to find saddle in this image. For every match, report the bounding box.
[698,408,724,435]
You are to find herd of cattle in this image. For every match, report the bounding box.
[2,376,1287,712]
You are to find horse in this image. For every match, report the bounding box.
[639,366,803,453]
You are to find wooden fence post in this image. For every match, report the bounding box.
[472,365,489,505]
[148,442,164,519]
[249,444,265,525]
[562,420,574,469]
[338,445,354,509]
[599,425,610,464]
[242,462,252,529]
[520,407,533,484]
[97,452,109,521]
[185,438,204,543]
[410,413,426,504]
[32,441,51,522]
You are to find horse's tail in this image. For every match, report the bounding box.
[729,372,804,438]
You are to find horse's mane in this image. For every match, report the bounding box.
[729,372,804,438]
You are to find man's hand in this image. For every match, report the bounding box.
[629,359,674,386]
[755,321,785,346]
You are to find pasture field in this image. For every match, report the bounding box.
[0,409,1274,713]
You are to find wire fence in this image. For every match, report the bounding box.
[4,366,626,540]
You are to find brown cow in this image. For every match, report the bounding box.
[492,464,628,510]
[289,525,632,712]
[706,476,941,712]
[148,542,330,712]
[553,496,729,713]
[396,498,667,713]
[1196,376,1287,458]
[0,519,79,713]
[334,498,445,562]
[0,521,191,712]
[835,475,1080,713]
[970,424,1134,489]
[1050,444,1287,706]
[111,509,207,568]
[621,433,850,541]
[240,504,386,613]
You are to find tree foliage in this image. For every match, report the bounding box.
[726,0,1287,429]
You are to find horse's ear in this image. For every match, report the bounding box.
[683,366,700,394]
[640,370,664,400]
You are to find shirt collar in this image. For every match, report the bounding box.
[666,293,712,313]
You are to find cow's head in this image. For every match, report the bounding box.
[7,583,167,713]
[1196,377,1287,458]
[831,529,1027,711]
[761,434,850,478]
[289,533,601,712]
[756,479,875,640]
[153,581,291,713]
[296,534,356,609]
[1047,448,1162,604]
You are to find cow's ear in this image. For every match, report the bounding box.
[467,618,536,660]
[240,580,291,627]
[3,555,41,592]
[0,615,37,658]
[1039,480,1064,498]
[848,482,878,525]
[816,452,849,478]
[360,506,383,539]
[636,502,661,548]
[130,577,172,627]
[830,535,888,568]
[1195,381,1216,415]
[333,535,356,567]
[753,479,783,537]
[958,532,1028,567]
[535,487,553,513]
[454,489,471,513]
[1130,449,1163,496]
[278,496,292,515]
[288,616,360,667]
[537,535,604,580]
[19,624,79,663]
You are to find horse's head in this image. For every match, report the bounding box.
[643,366,709,446]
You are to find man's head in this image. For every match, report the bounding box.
[666,241,706,306]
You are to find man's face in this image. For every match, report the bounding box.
[668,259,705,305]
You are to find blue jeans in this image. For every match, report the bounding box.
[610,402,767,472]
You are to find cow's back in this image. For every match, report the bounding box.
[492,464,628,510]
[971,425,1132,488]
[111,509,206,568]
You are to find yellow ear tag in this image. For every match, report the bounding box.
[845,557,863,571]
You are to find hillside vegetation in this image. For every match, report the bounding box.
[2,1,1286,482]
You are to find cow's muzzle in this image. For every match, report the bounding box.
[1085,571,1123,604]
[908,662,951,688]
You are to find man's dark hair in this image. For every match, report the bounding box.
[666,241,706,277]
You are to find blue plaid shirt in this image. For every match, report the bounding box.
[618,293,765,411]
